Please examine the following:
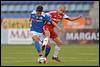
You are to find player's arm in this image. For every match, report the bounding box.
[45,13,61,32]
[29,11,33,23]
[29,10,35,27]
[52,21,62,32]
[52,18,61,23]
[64,16,81,21]
[29,17,32,22]
[29,11,33,27]
[63,14,81,21]
[29,17,32,27]
[45,16,61,32]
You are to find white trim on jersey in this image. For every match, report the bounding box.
[31,10,36,14]
[41,12,46,17]
[45,13,51,17]
[63,14,69,18]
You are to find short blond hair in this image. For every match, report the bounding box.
[58,5,65,9]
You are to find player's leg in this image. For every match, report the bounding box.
[52,33,63,62]
[42,26,51,52]
[42,27,51,64]
[42,26,50,47]
[41,31,49,51]
[30,31,43,57]
[44,30,51,56]
[32,35,43,57]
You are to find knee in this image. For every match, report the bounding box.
[46,44,51,49]
[56,41,63,46]
[44,30,50,37]
[60,41,63,45]
[32,36,39,41]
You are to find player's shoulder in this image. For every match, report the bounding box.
[41,12,46,16]
[41,12,50,17]
[49,10,57,14]
[31,10,36,14]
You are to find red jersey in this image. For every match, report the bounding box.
[45,10,69,28]
[43,10,69,39]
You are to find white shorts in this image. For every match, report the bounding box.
[30,31,45,41]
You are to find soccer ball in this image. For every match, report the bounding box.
[37,57,46,64]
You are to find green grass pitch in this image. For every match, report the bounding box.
[1,44,99,66]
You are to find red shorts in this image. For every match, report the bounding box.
[43,24,58,40]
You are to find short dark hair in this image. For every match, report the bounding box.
[36,5,43,12]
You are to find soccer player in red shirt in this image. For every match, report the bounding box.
[42,5,81,62]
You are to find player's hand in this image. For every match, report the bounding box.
[75,15,82,20]
[56,19,61,22]
[29,22,32,27]
[58,28,63,33]
[78,15,83,18]
[53,19,60,22]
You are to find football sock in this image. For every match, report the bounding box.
[42,37,49,46]
[53,45,60,57]
[42,45,45,51]
[42,37,49,51]
[45,45,51,57]
[34,41,42,56]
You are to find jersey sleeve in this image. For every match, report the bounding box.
[45,13,52,24]
[45,13,51,17]
[63,14,69,19]
[30,10,36,18]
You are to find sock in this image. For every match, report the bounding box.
[34,41,42,56]
[42,37,49,46]
[42,37,49,51]
[45,45,51,57]
[53,45,60,58]
[42,45,45,51]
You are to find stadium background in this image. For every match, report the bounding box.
[1,1,99,66]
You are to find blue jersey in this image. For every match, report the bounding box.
[30,10,52,33]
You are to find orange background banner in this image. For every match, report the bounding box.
[62,16,86,31]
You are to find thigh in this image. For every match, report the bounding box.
[53,37,63,46]
[43,30,50,37]
[50,30,58,40]
[43,25,50,37]
[30,31,41,41]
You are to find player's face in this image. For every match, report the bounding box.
[58,6,65,14]
[36,11,42,16]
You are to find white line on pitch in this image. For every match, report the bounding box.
[68,59,97,61]
[78,53,98,55]
[2,60,32,63]
[65,57,98,60]
[2,53,33,54]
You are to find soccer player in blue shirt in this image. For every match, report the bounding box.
[29,5,52,64]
